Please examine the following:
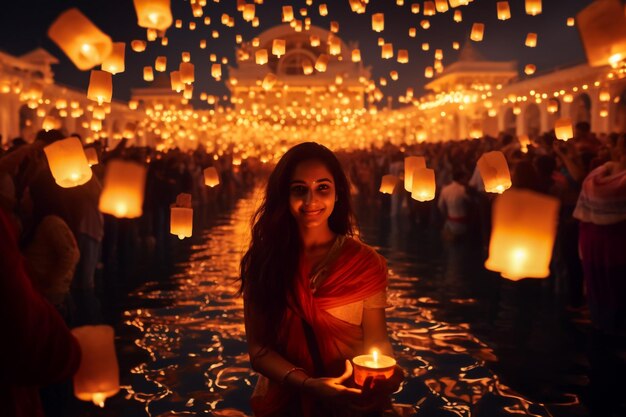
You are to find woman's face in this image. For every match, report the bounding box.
[288,159,336,231]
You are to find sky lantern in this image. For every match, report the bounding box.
[518,134,531,153]
[567,17,575,27]
[282,5,294,22]
[471,23,485,41]
[272,39,286,57]
[155,56,166,72]
[262,73,277,90]
[328,37,341,55]
[255,49,268,65]
[44,137,93,188]
[302,60,314,74]
[453,10,462,22]
[143,66,154,82]
[599,87,610,102]
[87,70,112,104]
[183,84,193,99]
[170,71,183,92]
[449,0,469,6]
[179,62,194,84]
[547,99,558,114]
[170,193,193,240]
[84,147,99,166]
[423,1,436,16]
[477,151,511,194]
[469,122,483,138]
[525,0,542,16]
[411,168,436,202]
[72,325,119,407]
[397,49,409,63]
[99,160,146,218]
[351,49,362,62]
[381,43,393,59]
[525,33,537,47]
[485,189,559,280]
[411,4,420,13]
[131,40,146,52]
[420,20,431,29]
[42,116,60,132]
[203,167,220,187]
[379,174,398,194]
[372,13,384,32]
[555,117,573,141]
[524,64,536,75]
[315,54,329,72]
[435,0,448,13]
[577,0,626,67]
[243,4,255,21]
[424,66,434,78]
[128,99,138,110]
[408,27,417,37]
[330,21,339,33]
[452,41,460,49]
[101,42,125,74]
[133,0,173,30]
[310,35,320,47]
[404,156,426,192]
[319,4,328,16]
[211,64,222,80]
[434,49,443,60]
[562,93,573,103]
[48,8,113,70]
[497,2,511,20]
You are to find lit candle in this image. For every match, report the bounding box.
[352,349,396,387]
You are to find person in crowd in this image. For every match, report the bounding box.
[437,168,470,241]
[573,134,626,335]
[239,142,403,416]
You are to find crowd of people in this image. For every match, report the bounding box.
[0,121,624,416]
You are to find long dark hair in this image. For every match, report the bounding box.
[239,142,355,346]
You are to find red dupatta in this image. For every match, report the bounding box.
[251,237,388,417]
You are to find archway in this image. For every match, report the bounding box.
[571,93,591,124]
[524,103,541,137]
[503,107,516,135]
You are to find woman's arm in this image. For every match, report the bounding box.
[362,307,394,356]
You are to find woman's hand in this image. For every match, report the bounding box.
[353,365,405,412]
[303,360,362,403]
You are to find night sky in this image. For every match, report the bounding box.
[0,0,596,108]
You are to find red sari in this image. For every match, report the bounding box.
[251,237,388,417]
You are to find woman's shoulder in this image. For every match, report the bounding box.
[342,236,386,267]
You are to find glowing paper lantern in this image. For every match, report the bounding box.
[497,2,511,20]
[525,33,537,48]
[87,70,112,104]
[133,0,173,30]
[170,71,183,92]
[211,64,222,80]
[255,49,268,65]
[453,10,462,22]
[469,122,483,139]
[84,147,99,166]
[411,168,436,202]
[424,66,434,78]
[397,49,409,63]
[42,116,60,132]
[203,167,220,187]
[485,189,559,280]
[282,5,294,22]
[423,1,436,16]
[272,39,286,57]
[372,13,384,32]
[319,4,328,16]
[525,0,542,16]
[328,37,341,55]
[470,23,484,41]
[99,160,146,218]
[44,137,93,188]
[524,64,536,75]
[577,0,626,67]
[262,73,277,90]
[101,42,125,74]
[351,49,362,62]
[179,62,194,84]
[243,4,255,21]
[477,151,512,194]
[404,156,426,192]
[302,60,314,74]
[563,93,573,103]
[409,27,417,37]
[315,54,329,72]
[310,36,320,47]
[435,0,448,12]
[567,17,575,27]
[131,40,146,52]
[183,84,193,100]
[379,175,398,194]
[72,325,119,407]
[547,99,558,114]
[381,43,393,59]
[170,207,193,239]
[599,88,610,102]
[555,118,573,141]
[155,56,166,72]
[48,8,113,70]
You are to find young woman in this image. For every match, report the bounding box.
[240,142,403,417]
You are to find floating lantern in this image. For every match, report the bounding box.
[179,62,194,84]
[525,0,542,16]
[497,1,511,20]
[567,17,575,27]
[87,70,112,104]
[411,4,420,13]
[330,21,339,33]
[181,52,191,63]
[44,136,93,188]
[599,105,609,118]
[255,49,268,65]
[183,84,193,100]
[452,41,460,49]
[72,325,120,407]
[302,60,314,74]
[48,8,113,70]
[377,174,397,195]
[470,23,484,41]
[525,33,537,48]
[599,88,610,102]
[577,0,626,67]
[421,20,431,29]
[272,39,286,57]
[381,43,393,59]
[397,49,409,63]
[423,1,436,15]
[133,0,173,30]
[524,64,536,75]
[562,93,573,103]
[99,160,147,218]
[328,37,341,55]
[315,54,329,72]
[243,4,255,21]
[84,147,99,166]
[211,64,222,80]
[143,66,154,82]
[519,134,531,153]
[351,49,361,62]
[131,40,146,52]
[555,117,573,141]
[101,42,125,74]
[485,189,559,280]
[282,5,294,22]
[170,193,193,240]
[453,10,462,22]
[408,27,417,37]
[155,56,166,72]
[203,167,220,187]
[404,156,426,192]
[319,4,328,16]
[435,0,448,12]
[547,99,558,114]
[424,66,434,78]
[434,49,443,60]
[477,151,511,194]
[352,349,396,387]
[42,116,60,132]
[262,73,277,90]
[310,36,320,47]
[372,13,384,32]
[411,168,436,202]
[170,71,183,92]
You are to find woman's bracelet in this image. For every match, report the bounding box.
[301,376,311,390]
[281,367,307,384]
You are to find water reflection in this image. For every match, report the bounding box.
[114,191,584,416]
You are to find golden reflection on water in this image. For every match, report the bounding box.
[119,191,558,416]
